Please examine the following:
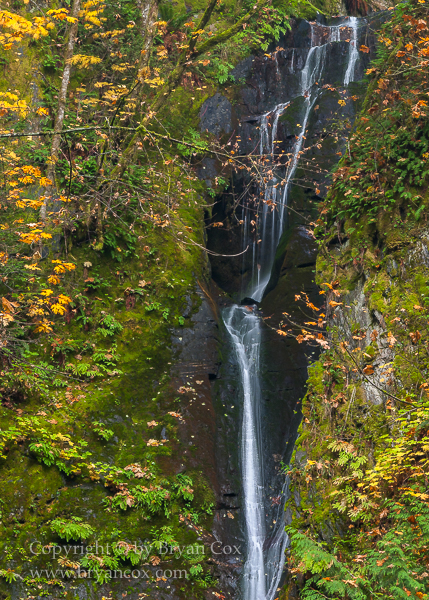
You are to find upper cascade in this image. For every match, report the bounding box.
[242,16,367,303]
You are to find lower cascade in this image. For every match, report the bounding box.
[224,305,289,600]
[223,15,365,599]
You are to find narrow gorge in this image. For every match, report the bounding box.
[1,1,429,600]
[209,16,373,598]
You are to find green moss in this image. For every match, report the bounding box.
[279,96,306,130]
[0,152,218,597]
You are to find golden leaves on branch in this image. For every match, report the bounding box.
[48,275,61,285]
[18,229,52,244]
[0,10,48,48]
[329,300,343,308]
[52,260,76,274]
[1,296,18,326]
[71,54,102,68]
[46,9,78,23]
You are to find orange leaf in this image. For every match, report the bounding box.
[2,297,18,313]
[409,331,421,344]
[307,302,320,311]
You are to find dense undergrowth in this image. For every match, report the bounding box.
[283,1,429,599]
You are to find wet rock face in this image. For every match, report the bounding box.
[199,16,379,141]
[199,13,390,597]
[199,93,233,137]
[280,226,318,270]
[204,15,383,295]
[171,287,244,599]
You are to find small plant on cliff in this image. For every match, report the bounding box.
[92,421,114,441]
[50,517,94,542]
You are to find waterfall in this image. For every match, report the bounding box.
[224,307,266,600]
[249,19,357,302]
[344,17,359,86]
[260,102,290,156]
[222,17,363,600]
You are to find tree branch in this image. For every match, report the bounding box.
[107,0,266,183]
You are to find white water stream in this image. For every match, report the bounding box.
[223,17,362,600]
[344,17,360,86]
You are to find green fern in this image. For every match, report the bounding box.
[50,517,94,542]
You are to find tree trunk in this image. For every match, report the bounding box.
[40,0,81,221]
[136,0,159,72]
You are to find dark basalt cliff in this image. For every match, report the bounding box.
[198,13,382,596]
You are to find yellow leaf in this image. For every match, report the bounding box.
[35,321,53,333]
[0,312,14,325]
[51,303,66,315]
[2,297,18,313]
[58,294,72,305]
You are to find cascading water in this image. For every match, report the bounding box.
[344,17,360,86]
[248,19,362,302]
[223,17,364,599]
[224,307,266,600]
